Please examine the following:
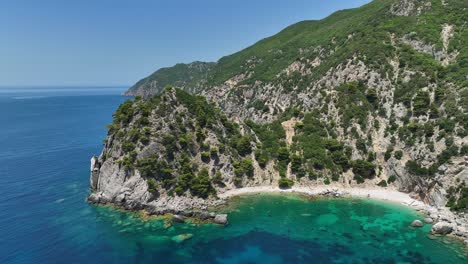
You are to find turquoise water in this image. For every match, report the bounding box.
[0,87,466,263]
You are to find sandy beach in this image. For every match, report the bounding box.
[219,185,428,210]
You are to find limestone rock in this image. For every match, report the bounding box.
[411,220,424,227]
[431,222,453,235]
[214,214,228,225]
[423,217,433,224]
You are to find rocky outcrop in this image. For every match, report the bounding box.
[213,214,228,225]
[411,220,424,227]
[432,222,454,235]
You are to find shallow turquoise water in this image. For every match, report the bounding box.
[84,194,467,263]
[0,88,466,263]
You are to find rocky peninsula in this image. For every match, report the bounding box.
[89,0,467,247]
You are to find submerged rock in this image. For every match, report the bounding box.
[431,222,453,235]
[213,214,228,225]
[411,220,424,227]
[172,215,186,223]
[171,234,193,243]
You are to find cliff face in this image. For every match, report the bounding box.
[91,0,467,236]
[89,88,282,213]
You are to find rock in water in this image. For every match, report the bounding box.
[411,220,424,227]
[431,222,453,235]
[213,214,228,225]
[171,234,193,243]
[172,215,186,223]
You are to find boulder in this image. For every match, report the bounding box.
[198,211,214,220]
[411,220,424,227]
[214,214,228,225]
[423,217,433,224]
[171,234,193,243]
[87,193,100,204]
[431,222,453,235]
[172,215,186,223]
[179,211,193,217]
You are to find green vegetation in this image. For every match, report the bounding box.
[246,120,286,165]
[190,168,215,198]
[352,160,376,179]
[446,184,468,212]
[278,178,294,189]
[377,180,388,187]
[406,160,437,177]
[236,136,252,156]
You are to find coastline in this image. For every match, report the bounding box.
[217,185,467,246]
[219,185,426,208]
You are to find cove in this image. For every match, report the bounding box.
[91,193,467,263]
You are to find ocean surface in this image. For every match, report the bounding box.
[0,87,466,264]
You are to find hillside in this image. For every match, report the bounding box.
[91,0,467,242]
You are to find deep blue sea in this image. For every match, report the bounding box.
[0,87,466,264]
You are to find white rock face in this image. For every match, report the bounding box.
[432,222,454,235]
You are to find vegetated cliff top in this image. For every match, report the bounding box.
[126,0,467,97]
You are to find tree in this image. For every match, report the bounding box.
[190,168,215,198]
[278,178,294,189]
[236,136,252,156]
[352,160,376,179]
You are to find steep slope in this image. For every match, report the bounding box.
[125,61,215,97]
[92,0,468,241]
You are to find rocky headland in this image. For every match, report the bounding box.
[89,0,467,246]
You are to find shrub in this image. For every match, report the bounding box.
[388,175,397,183]
[331,173,340,182]
[201,152,210,162]
[113,100,134,125]
[278,178,294,189]
[213,171,223,185]
[242,159,254,177]
[122,142,135,153]
[147,178,158,194]
[461,145,468,155]
[236,136,252,156]
[354,175,365,184]
[394,150,403,160]
[412,90,430,116]
[331,151,349,170]
[384,149,393,161]
[406,160,436,177]
[255,150,269,168]
[366,88,378,103]
[352,160,376,179]
[377,180,388,187]
[190,168,215,198]
[210,148,218,157]
[290,154,303,174]
[233,177,243,186]
[324,177,331,185]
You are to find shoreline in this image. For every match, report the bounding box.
[89,185,468,247]
[219,186,427,209]
[217,185,467,246]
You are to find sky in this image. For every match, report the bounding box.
[0,0,371,87]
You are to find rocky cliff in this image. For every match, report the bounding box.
[90,0,467,241]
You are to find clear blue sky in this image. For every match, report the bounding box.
[1,0,371,87]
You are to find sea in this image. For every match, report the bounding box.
[0,87,466,263]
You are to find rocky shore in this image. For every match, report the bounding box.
[89,183,468,247]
